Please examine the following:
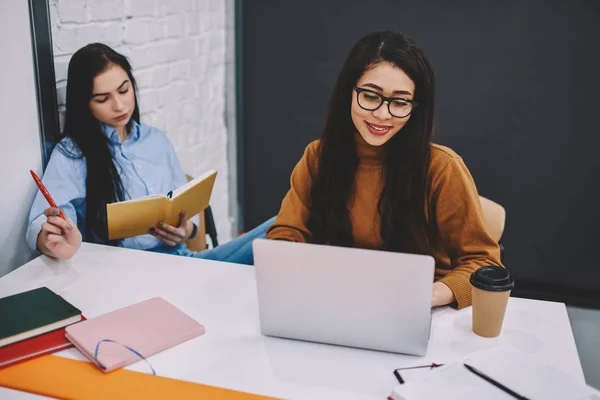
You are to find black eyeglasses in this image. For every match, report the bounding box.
[393,363,444,384]
[353,86,418,118]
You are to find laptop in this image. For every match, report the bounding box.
[252,239,435,356]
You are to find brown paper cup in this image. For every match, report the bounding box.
[472,286,511,337]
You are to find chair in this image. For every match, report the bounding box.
[479,195,506,260]
[185,175,219,251]
[478,195,506,243]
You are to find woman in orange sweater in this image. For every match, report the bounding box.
[266,31,502,309]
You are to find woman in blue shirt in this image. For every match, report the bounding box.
[27,43,273,263]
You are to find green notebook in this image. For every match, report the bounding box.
[0,287,81,347]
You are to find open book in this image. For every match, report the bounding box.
[106,170,217,240]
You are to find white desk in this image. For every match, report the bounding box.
[0,243,585,400]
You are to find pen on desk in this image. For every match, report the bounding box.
[30,170,66,220]
[464,364,530,400]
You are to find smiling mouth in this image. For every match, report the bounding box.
[365,121,391,136]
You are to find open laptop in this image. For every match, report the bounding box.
[252,239,435,356]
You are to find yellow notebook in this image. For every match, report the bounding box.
[107,170,217,240]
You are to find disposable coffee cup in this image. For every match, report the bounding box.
[470,266,515,338]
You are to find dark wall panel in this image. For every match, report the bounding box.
[240,0,600,306]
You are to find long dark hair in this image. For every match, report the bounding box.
[58,43,140,245]
[309,31,436,253]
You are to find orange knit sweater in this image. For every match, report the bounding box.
[266,133,503,309]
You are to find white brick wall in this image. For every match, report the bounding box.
[49,0,234,243]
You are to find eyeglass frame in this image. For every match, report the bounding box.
[393,363,444,384]
[353,86,419,118]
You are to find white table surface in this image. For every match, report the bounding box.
[0,243,586,400]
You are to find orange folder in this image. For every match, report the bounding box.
[0,355,278,400]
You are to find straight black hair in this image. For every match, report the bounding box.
[58,43,140,244]
[309,31,436,253]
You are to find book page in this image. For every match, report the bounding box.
[113,194,166,204]
[171,169,218,199]
[168,170,217,226]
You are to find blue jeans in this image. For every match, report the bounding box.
[152,217,275,265]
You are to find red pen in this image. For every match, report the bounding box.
[30,170,66,221]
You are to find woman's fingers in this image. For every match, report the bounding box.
[46,233,65,244]
[151,228,179,246]
[156,222,185,240]
[150,218,188,247]
[47,215,72,231]
[43,207,62,217]
[41,222,63,236]
[44,208,76,236]
[151,235,176,247]
[178,210,187,227]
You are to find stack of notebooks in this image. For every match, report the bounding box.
[0,289,205,373]
[0,287,84,368]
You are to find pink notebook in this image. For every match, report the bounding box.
[65,297,205,373]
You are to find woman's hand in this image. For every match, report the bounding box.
[36,207,82,260]
[431,281,455,307]
[150,210,193,247]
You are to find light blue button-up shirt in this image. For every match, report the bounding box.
[26,121,188,252]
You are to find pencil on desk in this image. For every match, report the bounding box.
[464,363,530,400]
